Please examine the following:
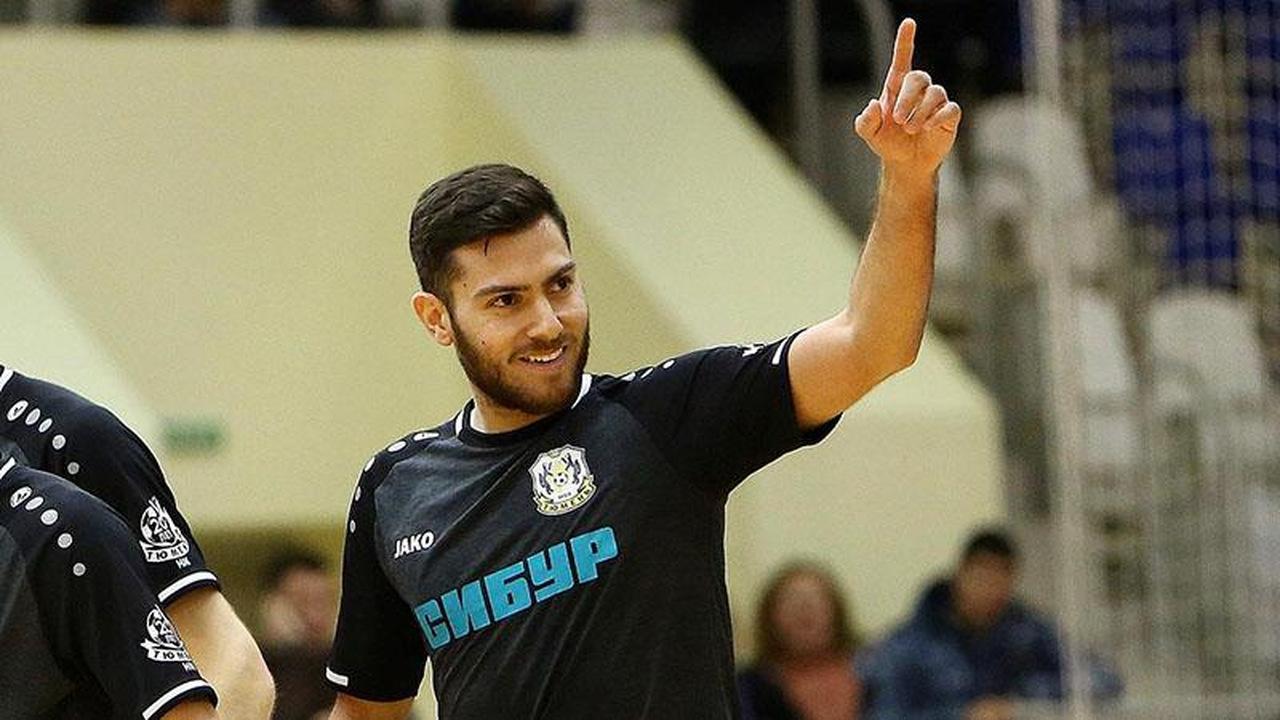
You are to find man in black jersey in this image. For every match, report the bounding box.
[328,18,959,719]
[0,368,276,719]
[0,457,220,719]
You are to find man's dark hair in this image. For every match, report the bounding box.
[408,163,570,300]
[261,547,327,592]
[961,527,1019,564]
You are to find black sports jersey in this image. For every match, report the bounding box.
[327,333,838,718]
[0,367,218,604]
[0,458,217,719]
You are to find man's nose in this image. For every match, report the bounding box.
[527,295,564,341]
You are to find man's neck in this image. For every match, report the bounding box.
[467,375,587,434]
[468,401,551,435]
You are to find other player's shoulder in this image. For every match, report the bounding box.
[0,367,130,442]
[0,458,128,553]
[2,368,95,418]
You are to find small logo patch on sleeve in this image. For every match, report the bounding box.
[140,607,193,663]
[138,497,190,563]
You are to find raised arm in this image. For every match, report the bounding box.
[789,18,962,428]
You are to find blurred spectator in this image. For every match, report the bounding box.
[259,0,379,27]
[860,528,1121,720]
[80,0,382,26]
[738,562,864,720]
[0,0,22,22]
[258,548,337,720]
[82,0,225,25]
[451,0,578,33]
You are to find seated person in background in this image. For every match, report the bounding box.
[860,528,1121,720]
[82,0,226,25]
[258,0,380,27]
[450,0,578,33]
[739,562,864,720]
[0,366,275,719]
[0,458,219,719]
[258,549,338,720]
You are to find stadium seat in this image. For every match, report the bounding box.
[1079,289,1140,475]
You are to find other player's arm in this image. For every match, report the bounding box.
[162,702,221,719]
[60,406,275,718]
[166,587,276,720]
[789,18,962,429]
[37,485,221,720]
[328,695,415,720]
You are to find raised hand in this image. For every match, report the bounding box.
[854,19,962,176]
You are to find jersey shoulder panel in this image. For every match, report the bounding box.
[1,370,102,427]
[55,397,136,444]
[0,461,129,569]
[586,358,683,400]
[1,462,120,526]
[0,369,140,471]
[584,346,723,411]
[354,420,456,495]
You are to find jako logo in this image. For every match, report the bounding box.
[394,531,436,559]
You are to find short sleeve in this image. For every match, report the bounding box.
[52,405,218,604]
[34,490,217,720]
[326,462,428,701]
[607,331,839,494]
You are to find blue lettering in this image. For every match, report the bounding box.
[484,560,533,621]
[570,527,618,583]
[413,527,620,651]
[528,543,575,602]
[414,599,451,650]
[440,580,491,639]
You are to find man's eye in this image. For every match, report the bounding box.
[553,276,573,291]
[492,294,517,308]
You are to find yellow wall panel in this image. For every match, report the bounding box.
[0,32,1003,644]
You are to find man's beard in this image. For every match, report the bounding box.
[452,320,590,418]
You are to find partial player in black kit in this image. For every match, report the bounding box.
[327,18,960,720]
[0,457,219,719]
[0,367,276,719]
[0,367,217,600]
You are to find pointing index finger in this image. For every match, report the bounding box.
[882,18,917,104]
[891,18,917,75]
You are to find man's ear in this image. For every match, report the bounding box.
[412,291,455,347]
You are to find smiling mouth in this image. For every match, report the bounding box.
[519,346,567,365]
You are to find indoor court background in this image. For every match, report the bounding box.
[1,1,1276,717]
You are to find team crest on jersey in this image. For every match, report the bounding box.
[138,496,190,563]
[529,445,596,516]
[140,607,192,663]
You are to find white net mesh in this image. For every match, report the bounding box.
[1022,0,1280,716]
